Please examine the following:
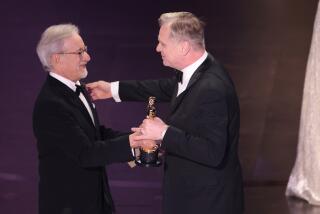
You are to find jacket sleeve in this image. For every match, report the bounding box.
[33,100,134,168]
[161,86,236,168]
[119,78,176,102]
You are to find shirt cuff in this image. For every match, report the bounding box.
[111,81,121,102]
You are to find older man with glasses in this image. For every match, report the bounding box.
[33,23,154,214]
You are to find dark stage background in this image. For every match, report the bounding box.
[0,0,318,213]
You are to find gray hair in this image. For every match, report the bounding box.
[36,24,79,71]
[158,12,205,50]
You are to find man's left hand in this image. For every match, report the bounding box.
[131,117,169,141]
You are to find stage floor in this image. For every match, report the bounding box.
[111,180,320,214]
[1,166,319,213]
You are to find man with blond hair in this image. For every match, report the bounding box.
[88,12,244,214]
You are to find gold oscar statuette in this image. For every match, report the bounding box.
[135,96,162,167]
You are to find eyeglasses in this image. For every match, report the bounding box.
[57,46,88,56]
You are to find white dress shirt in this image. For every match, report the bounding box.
[49,72,95,124]
[177,51,208,96]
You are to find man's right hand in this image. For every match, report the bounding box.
[129,132,157,149]
[86,81,112,100]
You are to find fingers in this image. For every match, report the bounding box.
[85,81,112,100]
[131,127,148,140]
[154,117,162,122]
[86,82,101,101]
[131,127,142,133]
[85,81,105,90]
[129,133,156,148]
[131,122,161,149]
[89,91,99,101]
[85,82,98,90]
[129,132,141,148]
[132,134,149,141]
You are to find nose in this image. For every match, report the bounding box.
[83,51,91,62]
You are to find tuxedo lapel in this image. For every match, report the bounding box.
[170,83,179,108]
[79,83,102,139]
[70,93,96,128]
[169,56,211,115]
[47,76,96,129]
[79,83,100,126]
[185,54,212,90]
[72,96,95,126]
[170,89,187,116]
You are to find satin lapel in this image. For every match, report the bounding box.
[169,88,187,116]
[170,83,179,108]
[79,83,100,126]
[169,75,201,116]
[79,83,101,139]
[47,76,95,128]
[69,89,102,140]
[185,54,212,91]
[71,94,96,127]
[169,56,210,115]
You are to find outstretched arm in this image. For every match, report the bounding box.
[86,81,112,100]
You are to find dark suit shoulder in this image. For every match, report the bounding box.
[191,58,238,109]
[33,77,80,132]
[34,83,71,115]
[201,57,236,91]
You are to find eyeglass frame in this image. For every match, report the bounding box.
[56,46,88,57]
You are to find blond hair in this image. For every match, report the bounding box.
[159,12,205,50]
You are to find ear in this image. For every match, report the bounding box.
[50,54,60,66]
[180,40,191,56]
[48,54,62,72]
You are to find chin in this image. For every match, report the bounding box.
[163,62,172,68]
[80,68,88,79]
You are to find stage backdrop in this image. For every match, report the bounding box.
[0,0,318,213]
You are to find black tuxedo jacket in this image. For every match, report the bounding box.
[119,54,244,214]
[33,75,134,214]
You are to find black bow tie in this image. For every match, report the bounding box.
[75,84,86,96]
[176,71,183,84]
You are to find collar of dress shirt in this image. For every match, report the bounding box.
[180,51,208,86]
[49,72,81,92]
